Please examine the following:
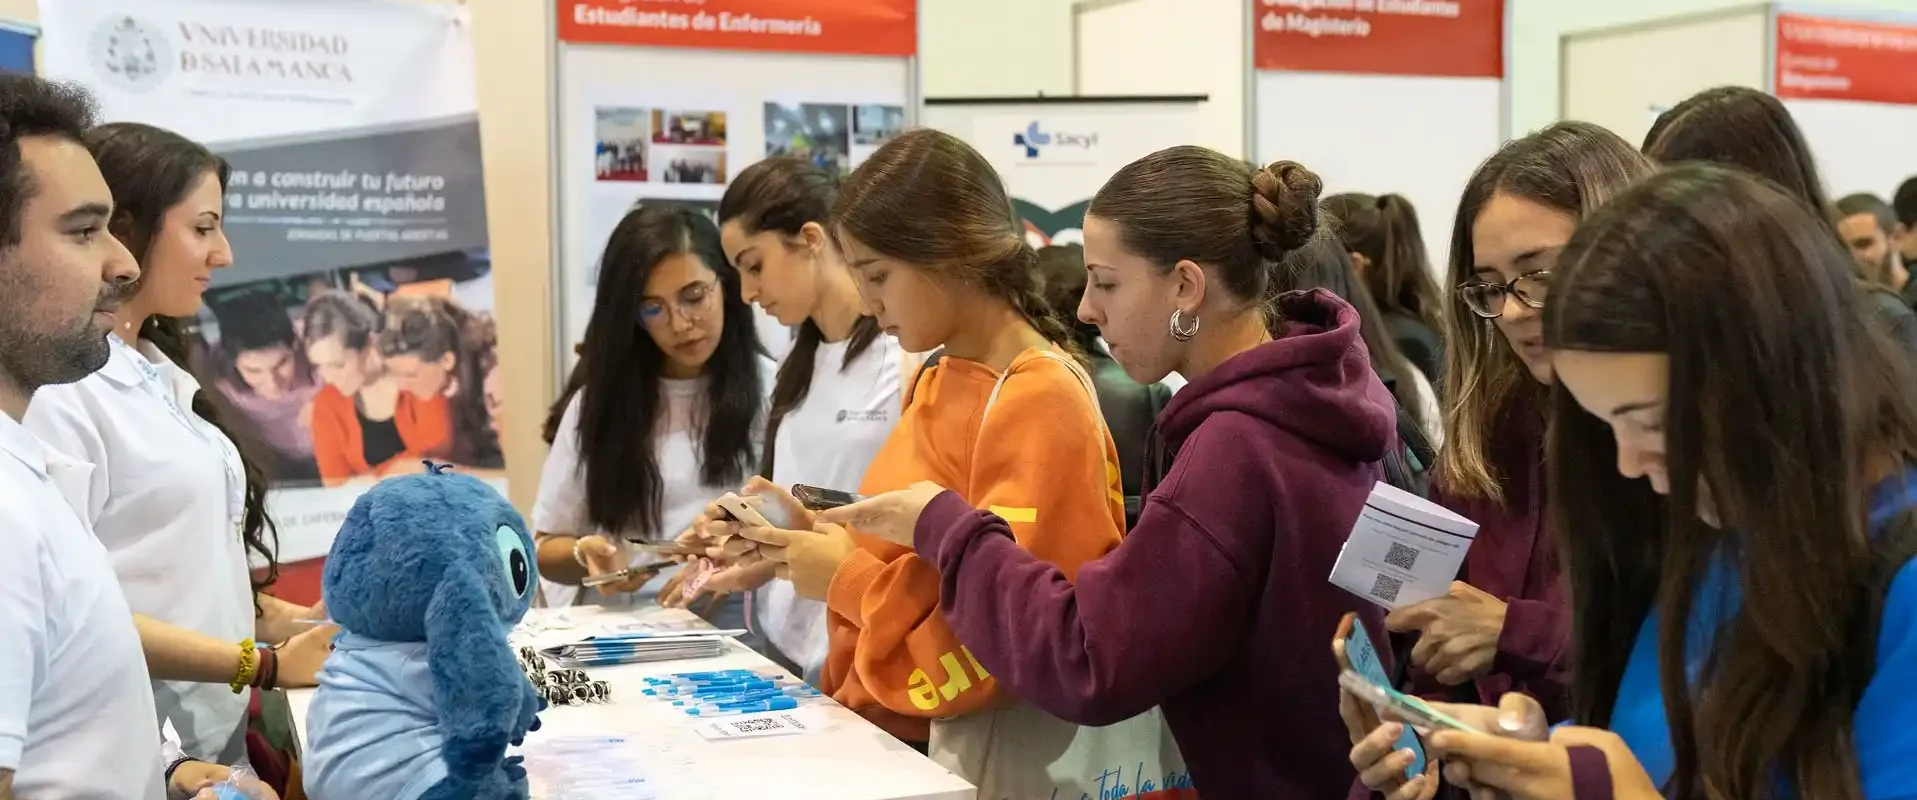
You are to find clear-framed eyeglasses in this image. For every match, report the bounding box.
[639,279,719,327]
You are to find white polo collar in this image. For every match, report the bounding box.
[96,334,203,402]
[0,411,46,478]
[93,333,151,389]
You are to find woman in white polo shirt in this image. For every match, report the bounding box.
[532,203,775,632]
[25,122,334,773]
[696,157,906,681]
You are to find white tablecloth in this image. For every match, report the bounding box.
[286,606,975,800]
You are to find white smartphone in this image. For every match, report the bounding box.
[1337,670,1484,734]
[713,493,773,529]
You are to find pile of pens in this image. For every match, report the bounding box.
[640,670,823,717]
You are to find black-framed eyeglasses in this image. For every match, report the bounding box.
[639,279,719,327]
[1457,270,1550,319]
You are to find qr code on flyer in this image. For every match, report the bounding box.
[1370,573,1404,604]
[1384,541,1420,571]
[729,717,789,734]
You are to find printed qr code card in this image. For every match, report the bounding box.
[1328,482,1480,609]
[691,708,827,741]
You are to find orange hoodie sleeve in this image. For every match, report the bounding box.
[824,353,1125,719]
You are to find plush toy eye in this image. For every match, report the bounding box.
[494,524,531,597]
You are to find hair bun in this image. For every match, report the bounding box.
[1250,160,1324,260]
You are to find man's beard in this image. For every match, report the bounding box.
[0,271,129,394]
[0,313,112,392]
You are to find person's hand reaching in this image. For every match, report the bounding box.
[814,482,950,546]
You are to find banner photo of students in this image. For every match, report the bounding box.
[39,0,498,602]
[923,99,1205,248]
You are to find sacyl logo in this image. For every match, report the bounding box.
[1013,121,1098,159]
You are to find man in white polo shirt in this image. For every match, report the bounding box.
[0,74,161,800]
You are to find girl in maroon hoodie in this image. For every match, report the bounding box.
[1347,122,1656,799]
[819,147,1398,797]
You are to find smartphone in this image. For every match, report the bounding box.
[582,562,668,587]
[792,484,863,511]
[1336,613,1428,780]
[1339,670,1483,735]
[713,493,773,528]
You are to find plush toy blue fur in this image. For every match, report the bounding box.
[303,463,543,800]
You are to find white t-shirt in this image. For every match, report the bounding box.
[533,357,776,609]
[26,336,255,765]
[761,333,905,680]
[0,412,165,800]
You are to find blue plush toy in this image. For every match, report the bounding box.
[303,463,544,800]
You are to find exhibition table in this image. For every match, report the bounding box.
[286,605,976,800]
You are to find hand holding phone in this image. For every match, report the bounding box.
[582,562,668,587]
[1338,670,1484,735]
[792,484,864,512]
[1335,613,1432,785]
[713,493,773,529]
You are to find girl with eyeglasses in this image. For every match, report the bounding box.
[1345,122,1657,799]
[1404,164,1917,800]
[531,204,774,617]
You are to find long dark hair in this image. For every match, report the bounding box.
[85,121,280,600]
[1644,86,1830,216]
[1547,165,1917,800]
[563,204,763,538]
[378,294,502,468]
[830,129,1080,358]
[719,158,878,477]
[1321,192,1443,330]
[1284,217,1428,432]
[1438,121,1657,502]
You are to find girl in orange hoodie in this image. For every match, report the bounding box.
[728,130,1125,750]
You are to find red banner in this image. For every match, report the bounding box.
[558,0,915,56]
[1252,0,1503,78]
[1775,13,1917,106]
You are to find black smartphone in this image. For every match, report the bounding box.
[792,484,863,511]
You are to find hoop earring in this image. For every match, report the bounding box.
[1169,309,1201,342]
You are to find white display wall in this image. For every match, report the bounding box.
[1561,4,1917,200]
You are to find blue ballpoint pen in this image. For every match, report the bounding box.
[673,686,810,706]
[685,696,800,716]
